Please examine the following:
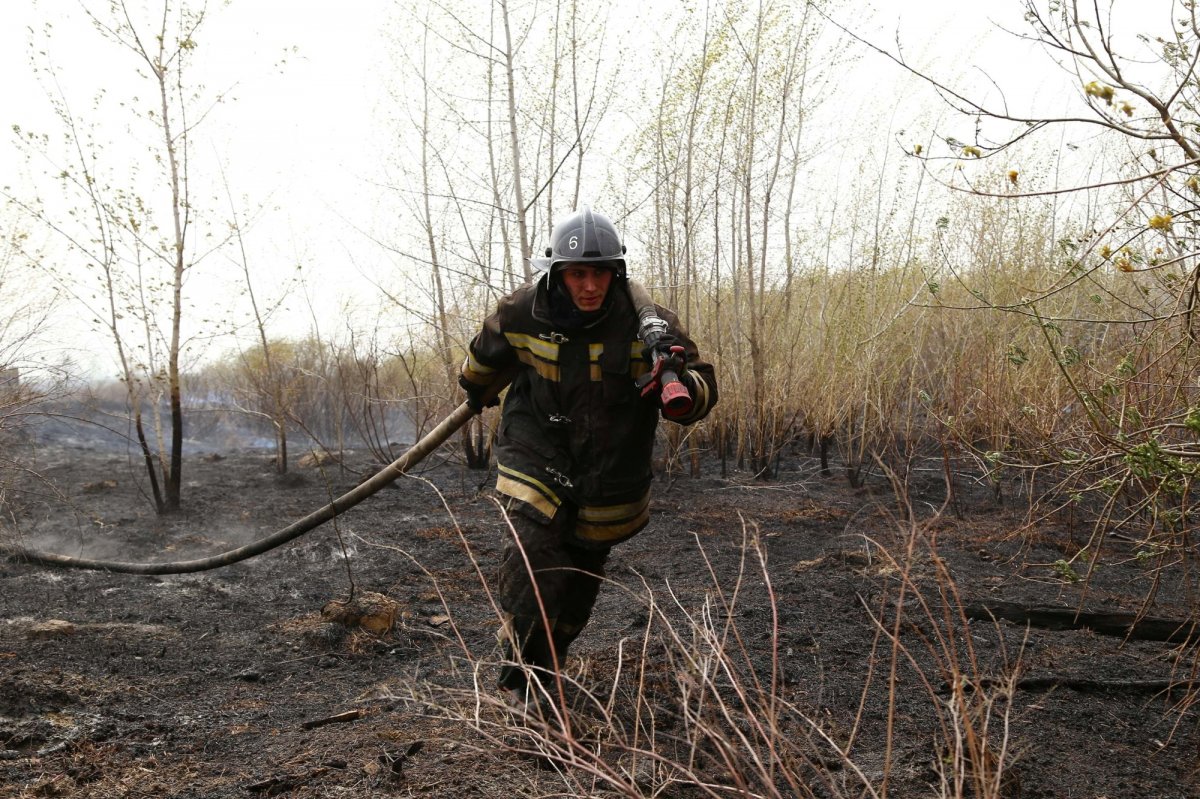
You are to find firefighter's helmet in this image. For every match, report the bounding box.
[532,205,627,278]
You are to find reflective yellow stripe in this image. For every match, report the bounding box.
[575,492,651,542]
[578,493,649,523]
[505,333,561,381]
[504,332,560,361]
[672,370,710,422]
[588,341,646,381]
[589,343,604,381]
[466,353,497,375]
[554,620,585,637]
[629,342,649,379]
[516,350,560,381]
[692,372,710,411]
[497,465,561,519]
[576,507,650,542]
[462,355,495,385]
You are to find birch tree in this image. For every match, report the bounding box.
[378,0,620,467]
[8,0,229,512]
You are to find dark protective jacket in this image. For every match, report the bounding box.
[461,277,717,546]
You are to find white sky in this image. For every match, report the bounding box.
[0,0,1083,379]
[2,1,397,375]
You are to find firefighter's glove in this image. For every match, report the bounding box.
[641,333,686,373]
[459,375,499,413]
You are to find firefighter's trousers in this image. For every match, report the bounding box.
[497,504,610,692]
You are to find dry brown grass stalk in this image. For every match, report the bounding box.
[361,496,912,798]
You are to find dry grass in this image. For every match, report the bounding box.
[345,480,1036,799]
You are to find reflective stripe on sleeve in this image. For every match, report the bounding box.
[667,369,712,424]
[461,354,497,385]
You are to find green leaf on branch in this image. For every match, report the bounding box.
[1062,449,1086,465]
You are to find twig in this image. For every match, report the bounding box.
[300,709,365,730]
[244,767,329,794]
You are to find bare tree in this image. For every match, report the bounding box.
[639,0,825,477]
[8,1,230,512]
[218,169,293,474]
[0,225,61,445]
[373,0,621,469]
[498,0,534,280]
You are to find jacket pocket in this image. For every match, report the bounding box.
[499,412,559,461]
[599,342,635,405]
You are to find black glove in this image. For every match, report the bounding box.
[459,374,499,412]
[641,333,685,373]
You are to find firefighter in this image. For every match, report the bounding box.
[459,206,718,710]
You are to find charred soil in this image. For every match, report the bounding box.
[1,441,1197,798]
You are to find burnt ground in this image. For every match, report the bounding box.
[0,436,1198,798]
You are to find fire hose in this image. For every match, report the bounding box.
[4,282,688,576]
[628,280,694,419]
[2,373,514,575]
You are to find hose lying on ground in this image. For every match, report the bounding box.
[3,375,510,575]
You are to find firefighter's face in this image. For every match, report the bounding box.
[559,264,614,312]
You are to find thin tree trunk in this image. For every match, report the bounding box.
[741,3,765,474]
[415,25,468,464]
[485,9,516,292]
[157,36,185,512]
[569,0,584,209]
[500,0,532,280]
[545,0,561,231]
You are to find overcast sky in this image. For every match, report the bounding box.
[0,0,1055,378]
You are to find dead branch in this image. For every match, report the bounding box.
[299,709,365,731]
[964,600,1198,644]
